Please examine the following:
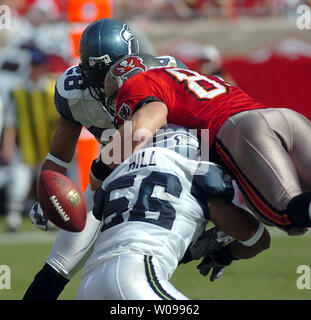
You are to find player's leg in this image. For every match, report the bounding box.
[23,185,102,300]
[280,109,311,230]
[5,157,32,231]
[77,254,188,300]
[216,108,311,233]
[287,109,311,191]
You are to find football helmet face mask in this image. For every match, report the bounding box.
[105,53,163,117]
[79,18,139,105]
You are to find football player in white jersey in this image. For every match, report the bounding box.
[24,18,188,300]
[77,125,270,300]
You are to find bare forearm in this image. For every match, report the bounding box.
[210,196,262,242]
[40,159,67,175]
[229,228,270,259]
[38,116,81,188]
[209,196,270,259]
[102,102,167,170]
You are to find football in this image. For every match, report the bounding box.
[37,170,87,232]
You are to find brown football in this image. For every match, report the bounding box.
[37,170,87,232]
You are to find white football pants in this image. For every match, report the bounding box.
[76,253,189,300]
[46,185,102,279]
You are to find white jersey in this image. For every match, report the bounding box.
[45,57,189,281]
[55,65,115,143]
[83,147,233,279]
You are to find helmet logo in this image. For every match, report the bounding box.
[89,54,112,67]
[112,56,147,78]
[121,24,135,53]
[174,135,192,145]
[118,103,132,121]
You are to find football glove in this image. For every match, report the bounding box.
[197,245,234,281]
[190,227,233,260]
[180,227,233,264]
[29,201,49,231]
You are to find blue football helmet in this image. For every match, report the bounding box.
[79,18,139,104]
[145,124,200,161]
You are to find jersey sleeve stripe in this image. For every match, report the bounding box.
[134,96,164,113]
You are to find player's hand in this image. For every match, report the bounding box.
[190,227,233,260]
[197,244,235,281]
[179,227,234,264]
[197,254,226,281]
[29,201,49,231]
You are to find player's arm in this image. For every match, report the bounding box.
[194,196,270,281]
[30,116,82,230]
[40,116,82,174]
[42,75,83,174]
[89,101,167,190]
[209,195,270,259]
[112,101,167,166]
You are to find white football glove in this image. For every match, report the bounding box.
[29,201,49,231]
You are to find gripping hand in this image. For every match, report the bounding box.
[29,201,49,231]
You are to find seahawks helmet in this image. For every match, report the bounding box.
[105,52,162,117]
[145,124,200,161]
[79,18,139,104]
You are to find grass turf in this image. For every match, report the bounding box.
[0,217,311,300]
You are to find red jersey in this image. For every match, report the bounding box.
[115,67,266,147]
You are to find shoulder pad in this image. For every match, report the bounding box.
[56,65,88,100]
[156,55,188,69]
[54,66,88,123]
[191,163,234,210]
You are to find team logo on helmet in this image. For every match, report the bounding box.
[111,56,147,78]
[118,103,132,121]
[174,134,192,146]
[120,24,135,51]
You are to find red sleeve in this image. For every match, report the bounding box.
[115,74,163,125]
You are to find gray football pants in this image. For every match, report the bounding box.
[216,108,311,231]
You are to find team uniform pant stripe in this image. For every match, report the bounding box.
[215,140,292,227]
[144,255,176,300]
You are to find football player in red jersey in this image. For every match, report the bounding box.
[90,53,311,237]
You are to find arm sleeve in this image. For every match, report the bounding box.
[54,84,79,124]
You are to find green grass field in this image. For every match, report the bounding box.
[1,217,311,300]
